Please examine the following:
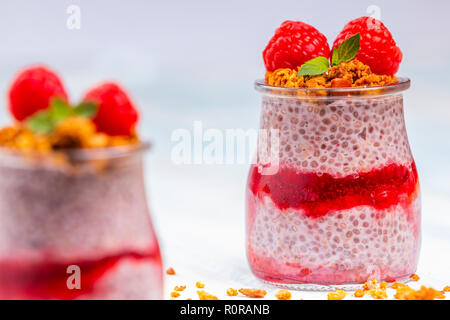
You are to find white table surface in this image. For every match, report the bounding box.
[148,160,450,300]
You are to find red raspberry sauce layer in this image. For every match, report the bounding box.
[249,162,418,218]
[0,250,161,299]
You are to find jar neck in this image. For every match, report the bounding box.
[259,94,406,132]
[256,93,413,174]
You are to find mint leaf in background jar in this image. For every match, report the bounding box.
[26,110,54,134]
[331,32,360,66]
[26,98,98,134]
[49,98,73,123]
[73,102,97,118]
[297,56,330,76]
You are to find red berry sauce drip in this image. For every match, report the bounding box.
[249,162,418,218]
[0,250,161,299]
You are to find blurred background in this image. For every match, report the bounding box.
[1,0,449,294]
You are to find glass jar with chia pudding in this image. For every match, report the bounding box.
[0,143,163,299]
[246,79,420,290]
[0,65,163,299]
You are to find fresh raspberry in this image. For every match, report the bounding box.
[8,66,68,121]
[263,20,330,72]
[332,17,402,75]
[83,82,138,136]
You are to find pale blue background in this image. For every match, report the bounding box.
[0,0,449,296]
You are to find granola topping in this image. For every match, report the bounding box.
[265,59,397,89]
[0,116,138,155]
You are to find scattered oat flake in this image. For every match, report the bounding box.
[410,274,420,281]
[174,285,186,292]
[227,288,238,296]
[171,292,180,298]
[363,279,378,290]
[275,289,291,300]
[197,290,219,300]
[166,267,176,275]
[390,282,407,290]
[354,289,366,298]
[367,289,388,299]
[443,286,450,292]
[196,281,205,288]
[239,288,267,298]
[327,289,346,300]
[394,284,445,300]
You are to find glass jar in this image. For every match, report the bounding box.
[246,79,421,290]
[0,143,163,299]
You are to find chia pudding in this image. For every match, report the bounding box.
[246,82,420,288]
[0,66,162,299]
[0,145,163,299]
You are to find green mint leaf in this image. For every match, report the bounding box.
[26,111,54,134]
[331,32,360,66]
[73,102,98,119]
[25,98,98,135]
[298,56,330,76]
[49,98,74,123]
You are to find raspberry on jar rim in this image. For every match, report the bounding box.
[332,16,402,76]
[83,82,139,136]
[8,65,69,121]
[263,20,330,72]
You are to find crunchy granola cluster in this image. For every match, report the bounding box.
[265,59,397,89]
[393,283,445,300]
[0,116,138,155]
[165,268,448,300]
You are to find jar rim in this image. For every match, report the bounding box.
[255,77,410,98]
[56,141,151,161]
[0,141,151,169]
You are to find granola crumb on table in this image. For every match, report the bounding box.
[362,279,378,290]
[197,290,219,300]
[196,281,205,288]
[165,267,176,275]
[394,284,445,300]
[327,289,346,300]
[171,291,180,298]
[238,288,267,298]
[367,288,388,299]
[265,59,397,89]
[354,289,366,298]
[226,288,238,297]
[174,285,186,292]
[410,273,420,281]
[275,289,291,300]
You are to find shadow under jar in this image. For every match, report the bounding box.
[0,143,163,299]
[246,79,421,290]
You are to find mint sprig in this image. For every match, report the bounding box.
[297,56,330,77]
[296,33,361,77]
[331,33,360,66]
[26,98,98,134]
[73,102,97,118]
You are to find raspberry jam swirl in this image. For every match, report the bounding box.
[246,85,421,286]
